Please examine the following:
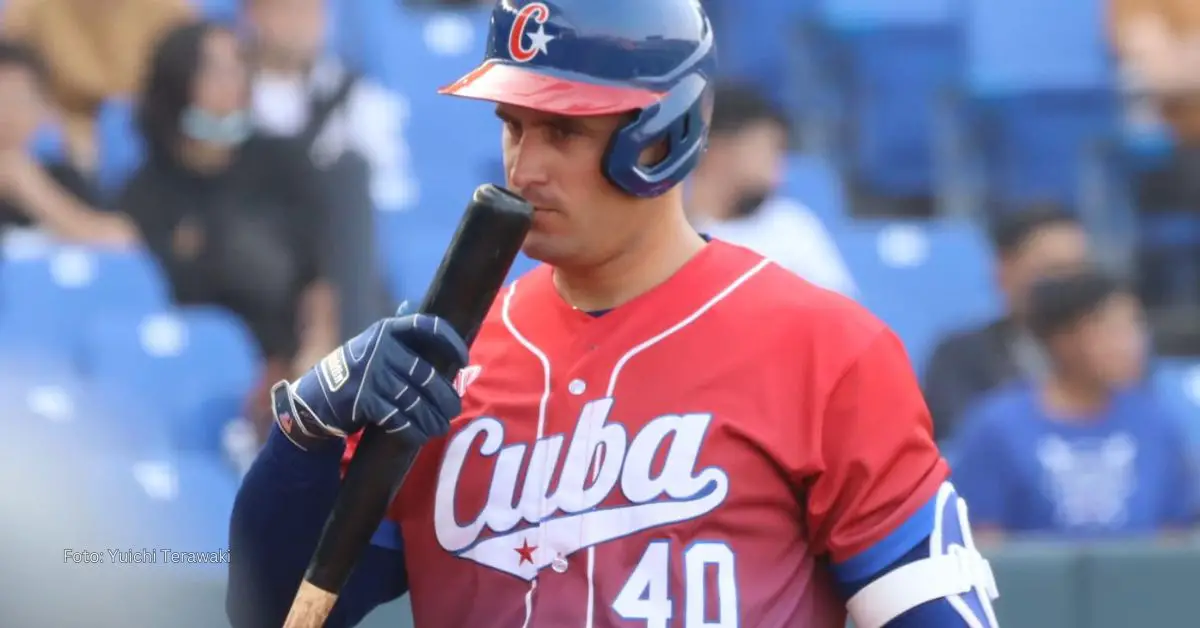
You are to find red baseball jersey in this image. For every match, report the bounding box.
[344,239,948,627]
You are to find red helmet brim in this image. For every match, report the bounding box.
[438,60,662,116]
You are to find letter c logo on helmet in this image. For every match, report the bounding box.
[508,2,552,63]
[438,0,718,199]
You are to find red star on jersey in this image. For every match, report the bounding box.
[515,538,537,565]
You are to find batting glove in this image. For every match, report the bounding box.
[271,312,469,451]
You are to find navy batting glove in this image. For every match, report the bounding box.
[271,312,469,451]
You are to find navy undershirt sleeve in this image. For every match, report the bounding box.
[227,425,409,628]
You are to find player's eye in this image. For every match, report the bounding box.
[547,125,577,143]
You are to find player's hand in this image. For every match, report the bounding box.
[270,312,469,451]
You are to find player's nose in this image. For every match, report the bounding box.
[506,136,551,193]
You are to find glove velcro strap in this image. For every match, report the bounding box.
[271,380,335,452]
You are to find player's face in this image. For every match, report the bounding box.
[0,64,45,150]
[247,0,326,65]
[496,104,655,267]
[1076,293,1148,388]
[193,29,249,117]
[1003,223,1090,318]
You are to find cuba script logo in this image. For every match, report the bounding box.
[434,398,729,580]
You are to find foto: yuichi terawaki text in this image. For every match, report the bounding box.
[63,548,231,565]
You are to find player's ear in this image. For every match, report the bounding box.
[638,139,670,167]
[618,109,668,168]
[635,86,712,168]
[700,86,715,125]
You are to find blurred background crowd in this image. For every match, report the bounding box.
[1,0,1199,626]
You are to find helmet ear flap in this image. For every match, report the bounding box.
[603,73,711,198]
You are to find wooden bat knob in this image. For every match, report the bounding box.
[282,581,338,628]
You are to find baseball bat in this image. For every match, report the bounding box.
[282,184,533,627]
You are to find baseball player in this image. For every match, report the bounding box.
[227,1,1001,626]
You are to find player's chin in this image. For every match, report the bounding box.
[521,230,575,265]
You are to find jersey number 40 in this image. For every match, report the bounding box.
[613,541,738,627]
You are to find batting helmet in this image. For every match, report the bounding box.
[438,0,717,198]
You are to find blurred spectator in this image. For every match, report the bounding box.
[688,82,857,296]
[1110,0,1200,211]
[1110,0,1200,326]
[243,0,399,338]
[949,270,1197,543]
[1,0,192,172]
[0,39,136,247]
[115,21,332,440]
[923,207,1091,440]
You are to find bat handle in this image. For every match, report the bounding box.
[282,581,338,628]
[303,425,422,594]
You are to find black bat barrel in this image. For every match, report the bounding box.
[304,184,533,594]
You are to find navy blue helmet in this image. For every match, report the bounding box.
[439,0,718,198]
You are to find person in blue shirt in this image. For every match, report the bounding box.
[949,269,1198,543]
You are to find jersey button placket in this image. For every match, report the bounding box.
[534,388,557,583]
[568,371,597,582]
[535,374,578,588]
[542,370,594,585]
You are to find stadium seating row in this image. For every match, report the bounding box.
[0,243,256,554]
[4,207,1199,435]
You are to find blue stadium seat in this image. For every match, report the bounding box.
[0,351,172,457]
[780,152,847,223]
[348,6,499,221]
[817,0,959,202]
[79,306,261,453]
[0,246,170,359]
[29,121,66,163]
[381,220,456,304]
[964,0,1109,96]
[820,0,953,30]
[1150,359,1200,449]
[132,454,239,559]
[378,211,538,305]
[347,4,490,98]
[971,92,1118,213]
[191,0,239,22]
[404,148,501,230]
[708,0,808,111]
[96,100,144,196]
[0,314,75,371]
[960,0,1117,212]
[78,451,239,557]
[834,219,1001,372]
